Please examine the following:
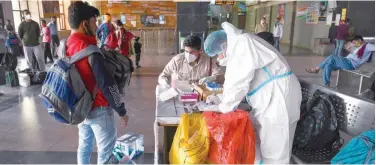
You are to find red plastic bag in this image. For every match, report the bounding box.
[203,110,256,164]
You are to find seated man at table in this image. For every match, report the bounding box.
[158,35,222,88]
[306,35,375,86]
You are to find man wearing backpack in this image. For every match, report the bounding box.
[96,13,118,50]
[66,2,129,164]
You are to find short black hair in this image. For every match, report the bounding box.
[105,13,111,16]
[116,20,123,26]
[183,35,202,50]
[345,18,350,23]
[23,10,30,15]
[6,20,10,23]
[352,35,364,41]
[257,32,274,45]
[41,20,46,24]
[68,1,99,29]
[135,36,140,41]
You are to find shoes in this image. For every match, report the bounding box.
[136,65,141,68]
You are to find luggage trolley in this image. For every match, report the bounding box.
[178,31,205,53]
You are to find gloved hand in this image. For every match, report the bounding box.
[159,78,171,89]
[198,76,216,85]
[196,102,220,112]
[206,94,221,105]
[160,83,171,89]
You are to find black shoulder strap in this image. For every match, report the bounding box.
[209,57,212,76]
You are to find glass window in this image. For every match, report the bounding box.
[58,1,65,30]
[20,1,28,11]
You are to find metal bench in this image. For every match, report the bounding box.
[291,79,375,164]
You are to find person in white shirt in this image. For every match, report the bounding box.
[272,16,283,51]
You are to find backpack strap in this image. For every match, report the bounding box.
[69,45,102,100]
[209,57,212,76]
[69,45,102,64]
[57,38,67,58]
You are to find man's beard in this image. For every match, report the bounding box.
[84,25,95,36]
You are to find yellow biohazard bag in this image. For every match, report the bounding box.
[169,113,210,164]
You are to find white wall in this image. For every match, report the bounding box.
[279,1,329,49]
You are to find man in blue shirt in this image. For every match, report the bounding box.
[47,16,59,57]
[96,13,117,49]
[306,35,375,86]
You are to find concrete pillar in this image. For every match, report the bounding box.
[288,1,297,54]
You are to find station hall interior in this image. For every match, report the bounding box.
[0,0,374,164]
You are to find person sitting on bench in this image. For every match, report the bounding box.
[306,35,375,86]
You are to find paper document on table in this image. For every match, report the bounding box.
[176,81,193,94]
[158,88,179,102]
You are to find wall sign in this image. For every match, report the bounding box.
[306,2,319,24]
[341,8,347,21]
[42,1,60,17]
[296,6,308,19]
[319,1,328,21]
[278,3,286,20]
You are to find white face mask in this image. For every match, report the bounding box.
[25,14,31,20]
[185,52,197,63]
[217,57,228,66]
[217,49,228,66]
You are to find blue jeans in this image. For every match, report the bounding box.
[274,37,280,51]
[77,107,116,165]
[318,55,354,85]
[334,39,345,56]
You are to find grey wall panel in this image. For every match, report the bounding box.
[176,2,209,52]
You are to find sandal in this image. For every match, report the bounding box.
[305,68,319,74]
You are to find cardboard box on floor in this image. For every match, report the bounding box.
[192,83,223,101]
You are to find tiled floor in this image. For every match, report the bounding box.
[0,44,370,163]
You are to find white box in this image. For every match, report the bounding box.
[18,73,30,87]
[113,133,144,160]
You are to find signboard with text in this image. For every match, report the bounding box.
[42,1,60,17]
[215,0,235,5]
[108,0,129,4]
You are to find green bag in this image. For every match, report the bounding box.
[5,71,19,87]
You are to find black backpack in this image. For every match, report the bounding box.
[58,39,134,94]
[101,49,134,94]
[294,90,343,150]
[1,52,17,71]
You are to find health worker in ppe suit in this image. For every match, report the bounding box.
[203,22,302,164]
[158,35,222,87]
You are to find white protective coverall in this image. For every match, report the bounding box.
[218,22,302,164]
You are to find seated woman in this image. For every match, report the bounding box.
[306,35,375,86]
